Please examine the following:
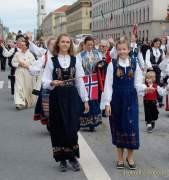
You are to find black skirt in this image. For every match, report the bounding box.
[144,100,159,124]
[49,86,81,162]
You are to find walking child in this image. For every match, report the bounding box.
[143,71,167,133]
[101,38,151,170]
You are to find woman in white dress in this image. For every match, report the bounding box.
[12,37,36,110]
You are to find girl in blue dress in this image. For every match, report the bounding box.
[101,39,151,170]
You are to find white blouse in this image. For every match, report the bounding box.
[42,54,89,102]
[2,47,17,57]
[100,58,146,109]
[145,47,165,69]
[28,51,52,76]
[159,57,169,78]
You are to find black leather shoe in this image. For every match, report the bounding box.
[116,162,124,169]
[69,158,80,171]
[59,161,67,172]
[126,158,136,170]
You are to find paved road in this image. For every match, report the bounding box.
[0,69,169,180]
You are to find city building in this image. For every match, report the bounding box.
[66,0,92,38]
[54,5,70,37]
[92,0,169,40]
[41,11,55,37]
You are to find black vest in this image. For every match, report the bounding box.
[52,55,76,87]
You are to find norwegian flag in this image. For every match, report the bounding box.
[83,73,98,100]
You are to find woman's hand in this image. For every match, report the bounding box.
[105,105,111,116]
[50,80,64,87]
[19,61,27,68]
[84,101,89,114]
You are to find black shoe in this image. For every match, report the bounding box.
[159,103,164,108]
[126,158,136,170]
[69,158,80,171]
[151,121,155,129]
[89,127,95,132]
[59,161,67,172]
[116,162,124,169]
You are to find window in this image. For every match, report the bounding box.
[143,8,145,22]
[41,5,44,10]
[147,7,150,21]
[139,9,141,23]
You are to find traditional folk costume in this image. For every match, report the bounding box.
[42,54,88,162]
[3,47,18,95]
[79,49,102,130]
[12,50,36,108]
[129,42,145,71]
[159,56,169,110]
[146,47,165,106]
[143,83,166,129]
[28,51,52,125]
[101,57,146,149]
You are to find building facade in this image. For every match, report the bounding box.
[54,5,70,37]
[66,0,92,38]
[41,11,55,37]
[92,0,169,40]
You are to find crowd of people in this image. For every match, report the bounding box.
[0,30,169,172]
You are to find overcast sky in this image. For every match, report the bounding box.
[0,0,77,33]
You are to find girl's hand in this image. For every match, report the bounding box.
[84,101,89,114]
[50,80,64,87]
[105,105,111,116]
[146,87,155,93]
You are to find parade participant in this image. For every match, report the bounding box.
[160,36,167,54]
[24,37,56,126]
[0,40,7,71]
[97,39,111,99]
[26,32,46,58]
[78,36,102,131]
[129,34,145,71]
[145,38,165,107]
[42,33,89,172]
[16,30,24,41]
[12,37,36,110]
[159,47,169,110]
[1,40,19,95]
[143,71,167,133]
[140,41,151,61]
[76,41,85,54]
[159,47,169,84]
[101,38,149,170]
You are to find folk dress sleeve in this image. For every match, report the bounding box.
[28,56,45,76]
[134,62,147,95]
[145,49,152,69]
[42,59,54,90]
[100,62,113,109]
[2,47,15,57]
[75,56,89,102]
[11,52,20,68]
[29,41,46,58]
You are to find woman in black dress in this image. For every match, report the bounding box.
[42,34,89,172]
